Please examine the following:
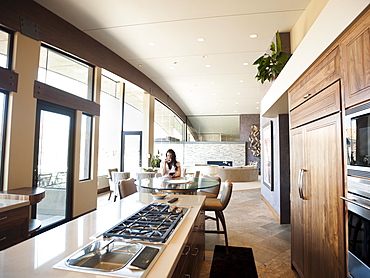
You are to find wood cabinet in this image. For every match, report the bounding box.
[290,110,345,277]
[341,8,370,108]
[289,46,341,111]
[0,206,29,250]
[172,209,205,278]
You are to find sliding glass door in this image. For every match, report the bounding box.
[33,101,74,231]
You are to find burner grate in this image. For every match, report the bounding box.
[103,204,186,243]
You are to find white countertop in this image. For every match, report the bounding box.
[0,198,29,213]
[0,192,205,278]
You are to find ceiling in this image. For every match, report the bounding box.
[34,0,311,119]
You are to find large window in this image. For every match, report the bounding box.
[0,28,11,69]
[38,45,94,100]
[97,70,123,176]
[0,91,7,190]
[79,114,92,180]
[123,82,144,131]
[187,115,240,142]
[154,100,184,142]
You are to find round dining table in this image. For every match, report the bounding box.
[135,176,219,194]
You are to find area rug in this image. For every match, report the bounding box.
[209,245,258,278]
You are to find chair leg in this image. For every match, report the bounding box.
[108,190,112,200]
[215,211,220,231]
[216,211,229,253]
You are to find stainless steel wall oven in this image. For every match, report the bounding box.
[345,100,370,277]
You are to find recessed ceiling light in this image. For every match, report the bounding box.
[234,110,238,113]
[256,101,260,104]
[197,37,205,42]
[239,80,244,83]
[169,66,175,69]
[173,62,178,64]
[202,55,208,58]
[243,62,249,66]
[138,64,143,67]
[236,102,239,105]
[250,34,258,39]
[257,107,259,109]
[237,92,240,94]
[205,65,211,67]
[148,42,156,46]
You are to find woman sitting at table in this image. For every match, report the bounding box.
[160,149,182,178]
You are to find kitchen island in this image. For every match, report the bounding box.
[0,192,206,278]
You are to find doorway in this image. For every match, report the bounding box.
[122,131,142,176]
[33,101,74,231]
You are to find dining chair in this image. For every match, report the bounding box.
[118,178,137,199]
[197,175,221,198]
[195,170,201,178]
[204,180,233,253]
[107,168,118,200]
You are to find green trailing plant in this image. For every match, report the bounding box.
[253,31,291,84]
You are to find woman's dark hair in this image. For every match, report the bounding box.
[166,149,178,171]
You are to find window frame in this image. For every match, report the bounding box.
[38,44,95,101]
[0,26,14,70]
[79,113,93,181]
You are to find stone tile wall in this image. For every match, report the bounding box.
[154,142,246,166]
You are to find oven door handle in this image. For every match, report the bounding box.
[340,196,370,211]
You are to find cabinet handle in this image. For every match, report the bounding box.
[191,247,199,256]
[0,237,6,242]
[303,93,311,99]
[184,275,191,278]
[298,169,307,199]
[0,216,8,221]
[182,245,190,256]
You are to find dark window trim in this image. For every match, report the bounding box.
[0,67,18,93]
[34,81,100,116]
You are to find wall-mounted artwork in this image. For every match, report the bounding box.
[262,121,273,190]
[248,124,260,157]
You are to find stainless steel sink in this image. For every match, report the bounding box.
[66,239,142,272]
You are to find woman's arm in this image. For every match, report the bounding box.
[174,165,182,178]
[160,161,167,176]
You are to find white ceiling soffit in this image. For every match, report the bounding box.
[34,0,311,117]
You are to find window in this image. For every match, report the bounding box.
[98,70,123,176]
[79,114,92,180]
[0,91,7,190]
[123,81,144,131]
[0,28,12,69]
[38,46,94,100]
[187,115,240,142]
[154,100,184,142]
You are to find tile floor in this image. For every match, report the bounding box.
[97,179,299,277]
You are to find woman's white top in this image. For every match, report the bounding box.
[161,161,181,177]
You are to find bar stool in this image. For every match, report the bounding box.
[204,181,233,253]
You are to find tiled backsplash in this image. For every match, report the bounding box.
[154,142,246,167]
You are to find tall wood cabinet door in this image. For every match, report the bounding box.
[304,114,345,278]
[341,9,370,108]
[290,127,306,277]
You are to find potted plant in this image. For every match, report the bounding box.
[150,151,161,168]
[253,31,291,84]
